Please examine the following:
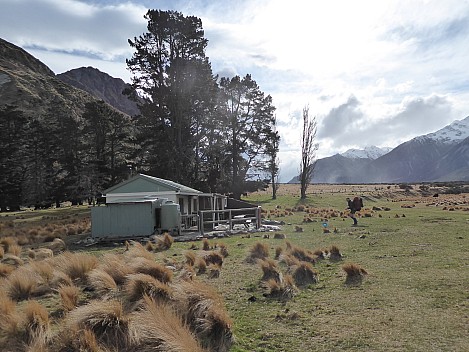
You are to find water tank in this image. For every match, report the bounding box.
[160,201,180,231]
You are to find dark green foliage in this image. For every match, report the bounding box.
[0,9,280,208]
[0,105,28,211]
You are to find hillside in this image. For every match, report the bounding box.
[57,67,140,116]
[0,38,99,118]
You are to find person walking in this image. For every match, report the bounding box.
[346,197,362,226]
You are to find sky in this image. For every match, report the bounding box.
[1,0,469,182]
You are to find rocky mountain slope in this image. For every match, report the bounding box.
[57,67,140,116]
[0,38,99,118]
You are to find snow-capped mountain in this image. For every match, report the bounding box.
[341,146,392,159]
[288,115,469,183]
[418,115,469,144]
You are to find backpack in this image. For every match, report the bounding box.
[352,197,363,211]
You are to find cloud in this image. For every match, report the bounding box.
[318,96,363,139]
[0,0,147,62]
[315,94,454,154]
[2,0,469,183]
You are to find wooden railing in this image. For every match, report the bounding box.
[197,207,261,236]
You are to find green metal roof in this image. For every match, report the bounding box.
[103,174,203,195]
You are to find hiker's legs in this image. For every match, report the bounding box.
[349,211,357,225]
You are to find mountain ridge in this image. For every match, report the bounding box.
[289,116,469,184]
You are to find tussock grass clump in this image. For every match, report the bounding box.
[0,236,17,252]
[129,257,173,283]
[274,246,283,259]
[7,243,22,256]
[129,295,205,352]
[262,274,297,301]
[279,253,301,267]
[86,268,118,297]
[208,264,221,279]
[204,251,224,267]
[218,243,229,258]
[4,268,39,301]
[202,238,211,251]
[145,240,155,251]
[184,251,197,266]
[28,248,54,261]
[125,241,155,260]
[196,257,207,274]
[342,262,368,285]
[329,245,343,262]
[98,253,134,286]
[287,244,317,264]
[259,258,282,283]
[291,262,319,287]
[155,232,174,251]
[1,253,24,267]
[246,242,270,264]
[64,299,130,350]
[0,292,20,339]
[178,265,196,281]
[55,252,99,281]
[124,273,173,304]
[172,279,234,352]
[58,284,80,312]
[22,300,50,342]
[0,263,14,277]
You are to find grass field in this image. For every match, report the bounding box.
[1,184,468,351]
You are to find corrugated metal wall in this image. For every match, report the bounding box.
[91,202,155,239]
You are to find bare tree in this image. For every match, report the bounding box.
[299,106,318,199]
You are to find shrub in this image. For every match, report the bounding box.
[274,246,283,259]
[0,236,16,252]
[58,284,80,312]
[207,264,221,279]
[145,240,155,251]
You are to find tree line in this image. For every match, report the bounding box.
[0,9,280,211]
